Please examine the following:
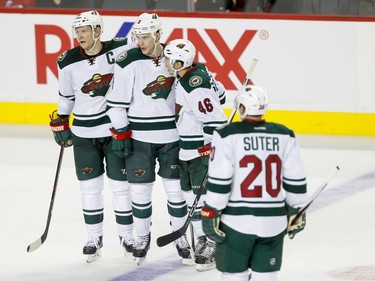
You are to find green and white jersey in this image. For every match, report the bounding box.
[175,63,227,161]
[57,37,135,138]
[106,47,178,144]
[205,120,307,237]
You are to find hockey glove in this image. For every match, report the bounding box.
[110,126,132,158]
[49,110,73,147]
[287,205,306,239]
[201,203,226,243]
[198,143,212,157]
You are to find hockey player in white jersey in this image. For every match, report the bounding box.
[163,39,227,271]
[201,85,308,281]
[106,13,191,265]
[49,10,137,263]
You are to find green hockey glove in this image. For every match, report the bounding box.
[109,126,132,158]
[287,205,306,239]
[201,203,226,243]
[49,110,72,147]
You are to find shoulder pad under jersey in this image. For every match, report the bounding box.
[115,47,148,68]
[179,66,211,93]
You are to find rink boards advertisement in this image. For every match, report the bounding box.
[0,9,375,135]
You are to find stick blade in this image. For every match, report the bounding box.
[27,238,43,252]
[156,229,184,247]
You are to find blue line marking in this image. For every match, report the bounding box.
[308,171,375,213]
[110,254,182,281]
[110,170,375,281]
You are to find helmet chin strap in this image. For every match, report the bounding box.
[239,111,247,120]
[87,33,100,53]
[238,104,247,120]
[172,64,183,77]
[85,26,101,54]
[148,36,159,57]
[149,31,164,57]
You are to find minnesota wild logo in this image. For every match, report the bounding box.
[57,51,67,62]
[189,75,203,87]
[81,73,113,97]
[81,167,93,175]
[142,75,175,99]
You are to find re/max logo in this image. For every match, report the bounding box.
[35,22,257,90]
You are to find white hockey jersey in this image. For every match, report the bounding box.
[205,120,308,237]
[57,37,135,138]
[106,47,178,144]
[175,63,227,161]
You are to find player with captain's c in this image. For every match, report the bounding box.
[49,10,137,263]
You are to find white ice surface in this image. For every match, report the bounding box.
[1,124,375,281]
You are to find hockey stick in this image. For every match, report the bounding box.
[157,174,208,247]
[291,166,340,225]
[156,59,258,247]
[228,58,258,123]
[27,143,65,252]
[190,222,195,252]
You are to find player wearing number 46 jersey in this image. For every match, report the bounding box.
[164,39,227,272]
[201,85,308,281]
[49,10,137,263]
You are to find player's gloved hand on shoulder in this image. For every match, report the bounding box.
[201,203,226,243]
[287,205,306,239]
[49,110,73,147]
[198,143,212,157]
[110,126,132,158]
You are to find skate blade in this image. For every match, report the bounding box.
[182,258,195,266]
[123,249,134,258]
[182,248,196,266]
[135,257,146,266]
[86,249,102,263]
[196,262,216,272]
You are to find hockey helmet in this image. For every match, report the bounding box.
[72,10,103,35]
[235,85,268,118]
[164,39,196,71]
[132,13,162,38]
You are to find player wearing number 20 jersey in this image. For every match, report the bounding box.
[206,118,307,237]
[202,85,308,280]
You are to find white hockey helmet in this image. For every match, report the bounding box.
[235,85,268,118]
[72,10,103,36]
[164,39,196,71]
[132,13,162,39]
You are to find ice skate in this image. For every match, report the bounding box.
[194,236,207,258]
[133,233,151,266]
[120,235,135,257]
[83,236,103,263]
[174,234,194,266]
[195,241,216,272]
